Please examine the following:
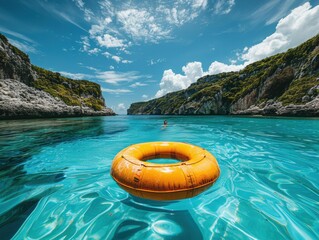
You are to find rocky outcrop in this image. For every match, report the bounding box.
[234,96,319,116]
[0,34,115,119]
[0,79,114,119]
[128,34,319,117]
[0,35,35,85]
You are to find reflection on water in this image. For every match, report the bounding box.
[0,115,318,239]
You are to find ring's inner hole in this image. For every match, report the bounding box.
[146,158,180,164]
[143,153,189,164]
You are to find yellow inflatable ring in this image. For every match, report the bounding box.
[111,142,220,201]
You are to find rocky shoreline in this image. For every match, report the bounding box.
[0,79,114,120]
[233,97,319,116]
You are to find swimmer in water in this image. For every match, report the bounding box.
[162,120,168,129]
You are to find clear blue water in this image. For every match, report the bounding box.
[0,115,318,239]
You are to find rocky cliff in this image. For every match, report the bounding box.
[128,35,319,116]
[0,34,115,119]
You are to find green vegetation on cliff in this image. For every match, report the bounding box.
[128,34,319,115]
[32,66,105,111]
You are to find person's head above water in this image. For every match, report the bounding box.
[163,120,168,125]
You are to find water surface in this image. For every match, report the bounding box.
[0,115,318,239]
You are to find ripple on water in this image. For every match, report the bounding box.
[0,116,318,239]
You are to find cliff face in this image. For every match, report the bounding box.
[0,35,35,85]
[128,35,319,116]
[0,34,115,119]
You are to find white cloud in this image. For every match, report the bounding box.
[73,0,84,9]
[59,71,92,80]
[96,34,126,48]
[73,0,93,21]
[103,51,131,64]
[96,71,143,84]
[101,88,132,94]
[84,66,99,71]
[87,48,100,55]
[112,55,121,63]
[80,36,93,53]
[80,37,100,54]
[208,61,246,75]
[193,0,208,9]
[155,62,204,98]
[149,58,165,65]
[109,65,115,70]
[130,82,147,88]
[58,69,145,86]
[122,59,132,64]
[112,102,127,114]
[117,9,171,43]
[142,94,148,99]
[117,103,126,110]
[102,51,112,58]
[213,0,235,15]
[89,17,112,36]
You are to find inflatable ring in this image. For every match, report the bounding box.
[111,142,220,201]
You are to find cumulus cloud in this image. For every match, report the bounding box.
[155,62,204,97]
[156,2,319,97]
[208,61,246,75]
[80,36,100,55]
[112,55,121,63]
[117,103,126,110]
[112,103,127,114]
[96,34,126,48]
[102,51,132,64]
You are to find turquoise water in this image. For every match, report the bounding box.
[0,115,318,239]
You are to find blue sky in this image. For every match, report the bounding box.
[1,0,319,114]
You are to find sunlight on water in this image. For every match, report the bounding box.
[0,116,318,239]
[152,220,182,236]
